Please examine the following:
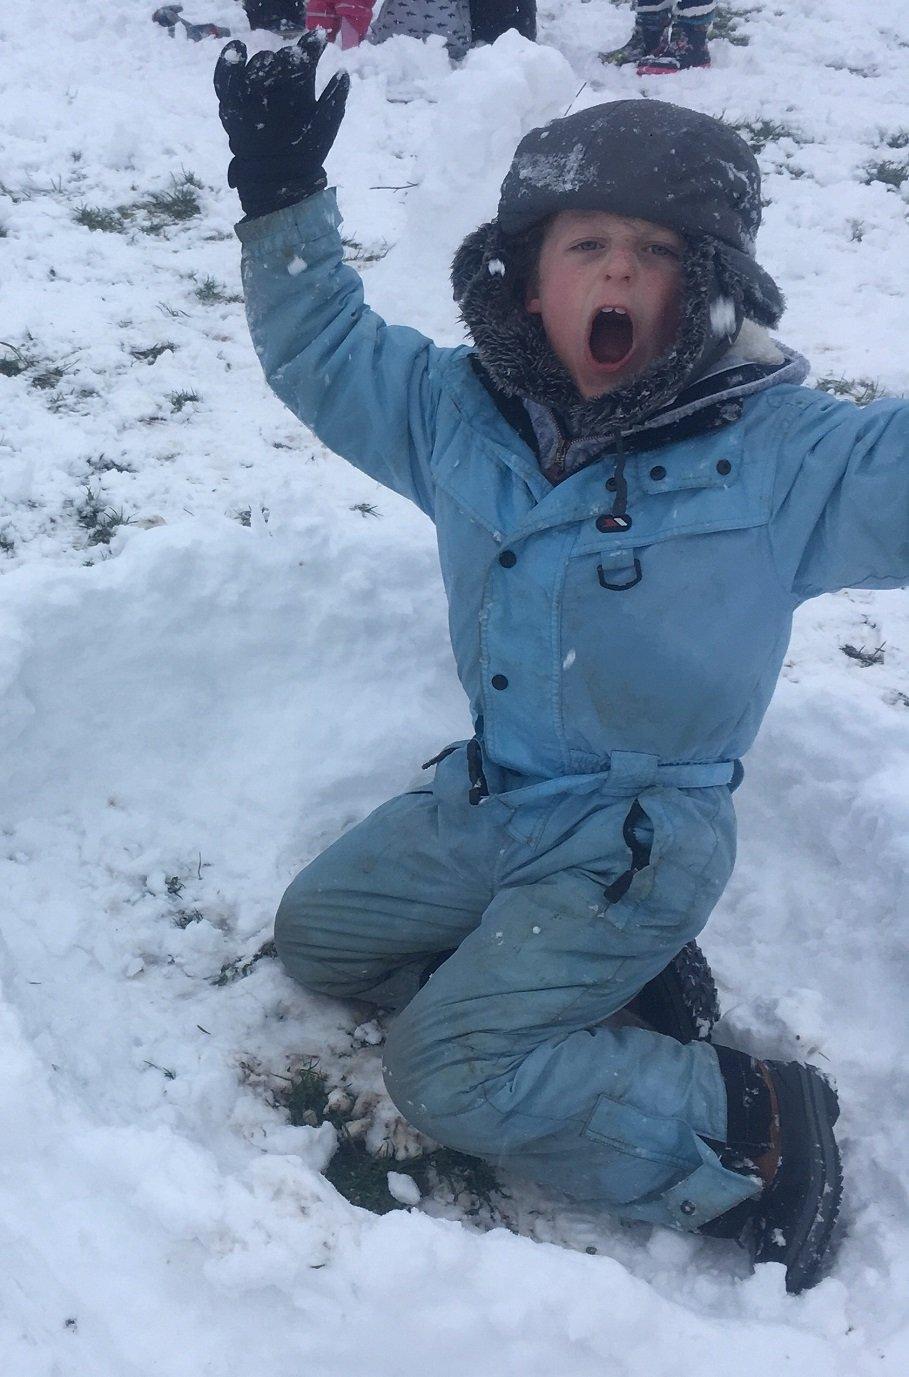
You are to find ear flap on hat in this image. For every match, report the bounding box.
[713,243,785,328]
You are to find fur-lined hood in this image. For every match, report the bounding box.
[451,216,786,441]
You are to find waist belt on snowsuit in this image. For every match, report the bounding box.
[466,740,743,806]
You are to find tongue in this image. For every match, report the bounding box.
[590,311,633,365]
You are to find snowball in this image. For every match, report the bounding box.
[387,1172,421,1206]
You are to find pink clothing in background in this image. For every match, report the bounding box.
[305,0,376,45]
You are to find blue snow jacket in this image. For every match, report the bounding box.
[238,190,909,810]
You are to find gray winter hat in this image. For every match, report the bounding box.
[497,99,782,322]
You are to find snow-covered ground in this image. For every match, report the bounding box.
[1,1,908,1371]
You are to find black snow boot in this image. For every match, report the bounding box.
[705,1050,843,1294]
[637,21,711,74]
[624,940,720,1042]
[600,13,669,66]
[241,0,306,33]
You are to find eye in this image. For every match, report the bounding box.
[570,238,604,252]
[646,243,681,260]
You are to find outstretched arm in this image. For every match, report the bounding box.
[215,33,452,516]
[768,390,909,601]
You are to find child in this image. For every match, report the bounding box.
[215,33,908,1292]
[602,1,714,74]
[368,0,473,61]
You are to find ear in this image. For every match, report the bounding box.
[525,288,542,314]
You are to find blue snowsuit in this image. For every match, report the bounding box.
[238,189,909,1228]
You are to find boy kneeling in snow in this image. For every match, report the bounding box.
[215,33,907,1292]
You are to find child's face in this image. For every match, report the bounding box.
[525,210,684,399]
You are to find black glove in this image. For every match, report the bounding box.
[214,31,349,220]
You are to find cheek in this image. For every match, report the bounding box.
[654,277,683,347]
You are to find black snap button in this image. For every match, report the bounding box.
[498,550,517,568]
[491,674,509,690]
[649,465,667,481]
[716,459,732,475]
[680,1200,697,1217]
[605,476,617,491]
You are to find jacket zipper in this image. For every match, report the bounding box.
[544,407,609,484]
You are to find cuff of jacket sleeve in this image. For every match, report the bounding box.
[234,186,342,248]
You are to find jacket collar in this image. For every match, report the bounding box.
[471,323,809,484]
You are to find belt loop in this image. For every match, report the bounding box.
[606,751,660,792]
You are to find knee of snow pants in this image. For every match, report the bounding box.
[274,867,353,997]
[272,776,490,1009]
[275,865,433,1007]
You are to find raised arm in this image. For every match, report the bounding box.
[215,32,452,516]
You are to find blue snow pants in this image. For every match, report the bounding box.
[275,743,761,1229]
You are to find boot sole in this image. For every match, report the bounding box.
[760,1064,843,1294]
[636,61,711,75]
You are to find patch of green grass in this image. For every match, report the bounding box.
[86,452,134,475]
[280,1060,503,1218]
[1,339,81,394]
[342,237,390,266]
[285,1060,334,1127]
[214,938,277,986]
[137,181,201,231]
[863,159,908,189]
[0,180,31,204]
[169,389,200,414]
[0,340,32,377]
[232,505,270,527]
[816,375,888,406]
[841,641,885,667]
[730,118,798,154]
[74,204,129,233]
[73,171,203,237]
[73,486,133,546]
[31,360,75,391]
[130,342,176,365]
[711,5,757,46]
[162,874,204,928]
[46,385,98,415]
[193,275,243,305]
[0,530,14,556]
[884,129,909,149]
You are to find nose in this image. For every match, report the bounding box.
[602,244,636,279]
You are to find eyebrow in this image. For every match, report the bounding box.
[560,219,682,246]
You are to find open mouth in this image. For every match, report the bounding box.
[589,307,634,368]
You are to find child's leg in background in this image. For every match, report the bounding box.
[369,0,473,58]
[600,0,672,65]
[637,0,714,71]
[336,0,376,47]
[304,0,341,41]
